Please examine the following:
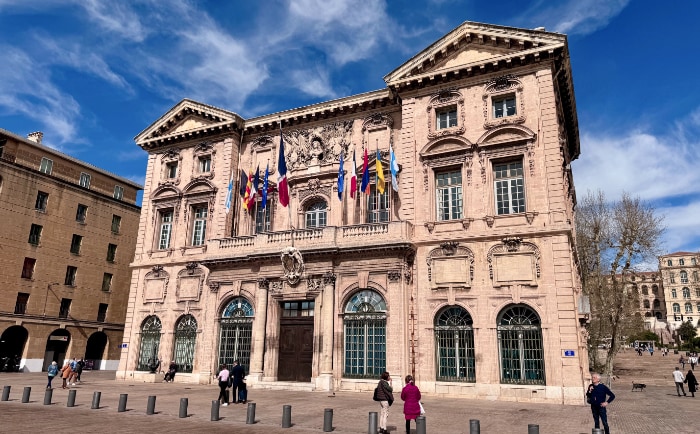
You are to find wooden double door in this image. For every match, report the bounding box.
[277,310,314,382]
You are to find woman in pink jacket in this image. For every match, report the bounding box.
[400,375,421,434]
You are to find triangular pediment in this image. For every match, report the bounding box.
[135,98,244,147]
[384,21,566,85]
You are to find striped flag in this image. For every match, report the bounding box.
[224,169,234,214]
[390,142,399,192]
[360,147,370,195]
[375,150,385,194]
[337,151,344,201]
[350,150,357,199]
[277,127,289,207]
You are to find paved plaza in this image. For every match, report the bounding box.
[0,351,696,433]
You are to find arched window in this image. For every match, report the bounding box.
[218,297,254,370]
[137,316,162,371]
[683,287,691,299]
[655,312,662,320]
[653,299,660,309]
[641,285,648,295]
[173,315,197,373]
[680,259,685,266]
[692,258,697,266]
[343,289,387,378]
[681,271,689,284]
[652,285,658,295]
[673,303,681,313]
[435,306,475,382]
[686,303,693,314]
[305,200,327,228]
[643,300,650,309]
[672,289,677,298]
[497,304,545,385]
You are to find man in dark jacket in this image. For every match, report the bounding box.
[586,373,615,434]
[230,360,245,403]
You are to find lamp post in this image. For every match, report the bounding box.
[42,283,59,317]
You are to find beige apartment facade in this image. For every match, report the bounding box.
[118,21,589,404]
[660,252,700,330]
[0,129,141,372]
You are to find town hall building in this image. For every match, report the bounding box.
[117,21,589,404]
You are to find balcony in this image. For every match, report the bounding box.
[209,221,414,260]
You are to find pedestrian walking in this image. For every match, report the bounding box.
[374,371,394,434]
[649,346,654,356]
[401,375,422,434]
[75,358,85,382]
[673,367,687,397]
[690,355,697,370]
[230,360,245,403]
[46,361,59,389]
[60,361,73,389]
[586,373,615,434]
[215,364,230,406]
[685,370,698,397]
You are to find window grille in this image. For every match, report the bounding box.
[343,289,387,378]
[137,316,162,371]
[174,315,198,373]
[435,306,475,382]
[218,298,254,371]
[497,305,545,385]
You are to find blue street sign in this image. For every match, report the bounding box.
[564,350,575,357]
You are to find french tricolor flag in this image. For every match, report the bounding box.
[350,150,357,199]
[277,126,289,207]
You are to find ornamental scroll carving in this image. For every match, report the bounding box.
[282,120,352,169]
[281,246,305,285]
[487,238,541,285]
[143,266,169,303]
[176,263,205,301]
[362,112,393,131]
[298,178,332,202]
[426,243,474,289]
[427,89,465,139]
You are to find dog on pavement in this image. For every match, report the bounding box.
[632,382,647,391]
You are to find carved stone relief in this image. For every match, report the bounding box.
[282,121,352,169]
[281,246,304,285]
[487,238,541,285]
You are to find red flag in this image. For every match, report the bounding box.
[350,150,357,199]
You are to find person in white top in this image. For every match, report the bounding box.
[216,364,230,406]
[673,367,687,397]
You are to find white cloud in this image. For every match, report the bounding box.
[289,68,337,99]
[79,0,148,42]
[526,0,630,35]
[657,200,700,254]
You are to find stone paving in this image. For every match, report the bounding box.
[0,351,696,433]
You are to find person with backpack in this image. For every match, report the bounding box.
[46,361,59,389]
[586,373,615,434]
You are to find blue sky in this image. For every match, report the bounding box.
[0,0,698,257]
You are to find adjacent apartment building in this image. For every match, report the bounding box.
[117,21,589,404]
[660,252,700,329]
[0,129,142,371]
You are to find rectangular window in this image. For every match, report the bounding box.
[76,204,88,223]
[191,206,208,246]
[198,155,211,173]
[28,224,43,245]
[668,259,673,266]
[166,162,178,179]
[255,202,272,233]
[59,298,72,319]
[437,107,458,129]
[106,243,117,262]
[79,172,91,189]
[493,96,516,118]
[97,303,108,322]
[15,292,29,315]
[70,234,83,255]
[35,191,49,211]
[21,257,36,279]
[158,210,173,250]
[670,272,676,284]
[680,259,685,266]
[368,182,390,223]
[64,266,77,286]
[494,161,525,215]
[102,273,113,292]
[111,214,122,234]
[39,157,53,174]
[436,170,463,221]
[114,185,124,200]
[694,271,699,283]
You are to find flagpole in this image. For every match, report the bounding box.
[232,129,244,236]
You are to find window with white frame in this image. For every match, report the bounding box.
[254,201,271,233]
[694,271,699,283]
[683,287,691,299]
[191,206,208,246]
[39,157,53,174]
[436,107,458,130]
[686,302,693,313]
[672,288,677,298]
[673,303,680,313]
[198,155,211,173]
[158,210,173,250]
[79,172,91,189]
[680,258,685,266]
[670,272,676,283]
[436,170,462,221]
[494,161,525,215]
[493,95,516,118]
[114,185,124,200]
[368,182,389,223]
[692,258,697,265]
[681,271,688,284]
[305,201,327,228]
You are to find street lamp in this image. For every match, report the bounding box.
[42,282,60,317]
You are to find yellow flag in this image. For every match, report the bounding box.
[376,150,385,194]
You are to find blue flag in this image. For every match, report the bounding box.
[225,169,234,214]
[337,151,344,201]
[261,164,269,209]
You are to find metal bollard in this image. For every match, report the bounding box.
[2,386,11,401]
[470,419,480,434]
[91,391,101,409]
[118,393,128,412]
[368,411,378,434]
[282,404,292,428]
[43,388,53,405]
[592,429,604,434]
[67,390,76,407]
[323,408,333,432]
[21,386,31,403]
[416,415,426,434]
[211,400,219,421]
[246,402,256,424]
[528,424,539,434]
[179,397,188,418]
[147,395,156,415]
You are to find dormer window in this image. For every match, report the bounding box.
[437,107,458,130]
[198,156,211,173]
[79,172,91,189]
[493,95,516,118]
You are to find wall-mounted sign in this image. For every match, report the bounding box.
[564,350,575,357]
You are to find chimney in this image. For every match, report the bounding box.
[27,131,43,144]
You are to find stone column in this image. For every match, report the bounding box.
[317,272,336,391]
[247,278,269,384]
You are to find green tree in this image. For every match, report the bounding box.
[576,190,664,376]
[677,321,697,349]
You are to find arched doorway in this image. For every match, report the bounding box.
[43,329,71,371]
[85,331,108,371]
[0,326,29,372]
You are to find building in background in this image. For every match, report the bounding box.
[660,252,700,333]
[0,129,142,372]
[118,21,589,404]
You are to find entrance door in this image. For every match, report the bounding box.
[44,329,70,371]
[277,301,314,382]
